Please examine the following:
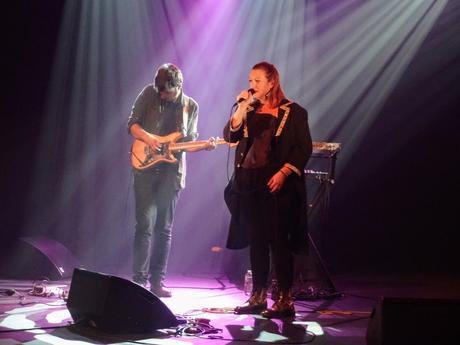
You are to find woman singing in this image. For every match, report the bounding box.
[224,61,312,318]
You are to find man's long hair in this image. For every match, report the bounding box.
[252,61,286,107]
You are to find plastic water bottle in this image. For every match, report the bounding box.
[243,269,253,295]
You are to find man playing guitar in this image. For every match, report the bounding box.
[127,63,215,297]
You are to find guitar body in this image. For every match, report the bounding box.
[130,132,184,171]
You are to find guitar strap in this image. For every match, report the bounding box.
[182,96,190,136]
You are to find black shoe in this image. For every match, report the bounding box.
[261,289,295,319]
[151,285,172,298]
[234,288,267,314]
[234,301,267,314]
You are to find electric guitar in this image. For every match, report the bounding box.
[130,131,233,170]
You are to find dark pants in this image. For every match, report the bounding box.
[236,166,295,291]
[132,168,180,287]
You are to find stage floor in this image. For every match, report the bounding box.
[0,272,459,344]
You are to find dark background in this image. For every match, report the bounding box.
[2,2,67,237]
[1,1,459,277]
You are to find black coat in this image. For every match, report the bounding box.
[223,100,313,253]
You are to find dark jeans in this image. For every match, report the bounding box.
[132,168,180,287]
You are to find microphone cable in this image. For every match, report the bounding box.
[225,103,237,182]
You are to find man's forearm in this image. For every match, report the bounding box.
[130,123,149,141]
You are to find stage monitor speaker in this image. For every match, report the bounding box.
[67,268,181,334]
[0,236,81,280]
[20,236,81,280]
[366,297,460,345]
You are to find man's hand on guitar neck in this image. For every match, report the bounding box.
[205,137,218,151]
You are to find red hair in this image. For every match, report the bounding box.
[252,61,286,107]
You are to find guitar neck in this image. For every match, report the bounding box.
[169,139,227,152]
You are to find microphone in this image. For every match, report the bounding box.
[233,88,255,106]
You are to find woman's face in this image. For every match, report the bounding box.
[248,68,274,101]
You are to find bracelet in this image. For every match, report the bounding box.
[279,169,288,177]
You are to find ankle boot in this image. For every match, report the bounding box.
[234,288,267,314]
[261,289,295,319]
